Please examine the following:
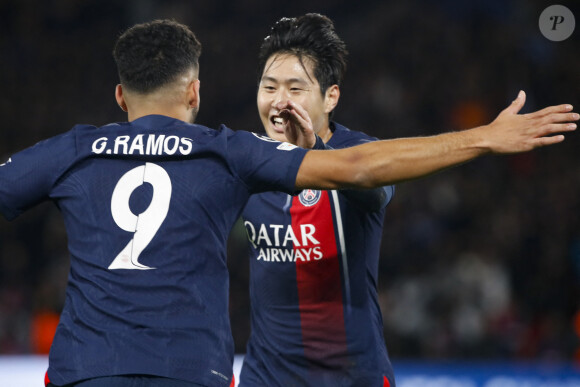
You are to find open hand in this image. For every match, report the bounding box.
[274,100,316,148]
[483,90,578,154]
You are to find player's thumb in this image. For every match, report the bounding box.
[504,90,526,115]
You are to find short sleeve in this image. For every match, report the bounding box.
[0,132,76,220]
[225,130,309,194]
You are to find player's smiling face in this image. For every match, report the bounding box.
[257,53,332,143]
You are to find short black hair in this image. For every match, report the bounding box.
[113,19,202,94]
[258,13,348,95]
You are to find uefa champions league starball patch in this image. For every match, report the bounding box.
[298,189,321,207]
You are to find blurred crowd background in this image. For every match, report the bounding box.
[0,0,578,364]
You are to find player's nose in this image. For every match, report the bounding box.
[272,88,291,106]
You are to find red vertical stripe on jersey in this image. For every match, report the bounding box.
[291,191,348,367]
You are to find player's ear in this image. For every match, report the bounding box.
[324,85,340,114]
[187,79,201,109]
[115,84,128,112]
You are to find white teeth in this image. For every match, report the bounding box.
[273,117,285,125]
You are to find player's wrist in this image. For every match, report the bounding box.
[461,125,493,156]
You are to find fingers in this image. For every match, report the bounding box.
[526,111,579,135]
[279,100,316,148]
[288,108,311,129]
[500,91,576,120]
[529,121,576,151]
[287,100,312,128]
[545,112,580,123]
[542,122,578,135]
[287,100,307,117]
[503,90,526,115]
[526,104,575,119]
[275,100,309,125]
[527,111,577,141]
[532,134,565,147]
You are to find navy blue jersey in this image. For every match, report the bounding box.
[241,123,396,387]
[0,115,308,387]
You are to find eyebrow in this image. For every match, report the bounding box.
[260,76,310,85]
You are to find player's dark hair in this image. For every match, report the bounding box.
[258,13,348,95]
[113,19,202,94]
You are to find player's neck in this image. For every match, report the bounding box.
[318,125,334,143]
[127,105,192,124]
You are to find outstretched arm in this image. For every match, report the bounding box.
[284,91,578,190]
[309,136,393,212]
[278,112,392,211]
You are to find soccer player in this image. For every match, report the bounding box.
[239,14,579,387]
[0,19,575,387]
[239,14,395,386]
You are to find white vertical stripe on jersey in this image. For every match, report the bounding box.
[331,190,351,314]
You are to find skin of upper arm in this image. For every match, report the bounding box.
[295,148,368,190]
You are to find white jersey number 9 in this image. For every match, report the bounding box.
[108,162,172,270]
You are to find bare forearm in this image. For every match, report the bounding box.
[296,128,487,190]
[357,128,487,186]
[291,92,577,191]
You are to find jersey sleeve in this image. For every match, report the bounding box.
[0,131,76,220]
[225,130,309,194]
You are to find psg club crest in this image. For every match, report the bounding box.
[298,189,321,207]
